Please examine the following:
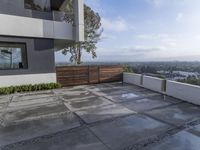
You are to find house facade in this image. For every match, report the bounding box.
[0,0,84,87]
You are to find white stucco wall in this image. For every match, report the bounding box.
[123,73,142,86]
[0,73,57,87]
[0,14,74,40]
[143,76,165,93]
[166,80,200,105]
[73,0,84,42]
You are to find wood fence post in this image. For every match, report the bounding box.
[88,65,90,84]
[98,66,100,83]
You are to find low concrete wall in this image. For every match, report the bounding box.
[143,76,165,93]
[0,73,57,88]
[123,73,142,86]
[166,80,200,105]
[123,73,200,105]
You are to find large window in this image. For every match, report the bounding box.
[24,0,51,12]
[0,43,28,70]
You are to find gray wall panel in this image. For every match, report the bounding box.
[0,36,55,76]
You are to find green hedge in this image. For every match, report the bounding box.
[0,83,62,95]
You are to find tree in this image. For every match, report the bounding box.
[62,4,103,65]
[123,65,134,73]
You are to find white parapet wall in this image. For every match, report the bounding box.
[166,80,200,105]
[123,73,142,86]
[0,73,57,88]
[143,76,165,93]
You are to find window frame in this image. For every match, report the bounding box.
[0,42,28,70]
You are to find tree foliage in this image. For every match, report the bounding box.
[123,65,134,73]
[62,4,103,64]
[178,77,200,86]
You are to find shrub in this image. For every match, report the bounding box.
[0,83,62,95]
[123,65,134,73]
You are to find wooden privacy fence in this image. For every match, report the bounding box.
[56,65,123,86]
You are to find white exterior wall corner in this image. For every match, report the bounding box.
[123,73,142,86]
[0,73,57,88]
[74,0,84,42]
[143,76,165,93]
[166,80,200,106]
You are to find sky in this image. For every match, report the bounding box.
[55,0,200,62]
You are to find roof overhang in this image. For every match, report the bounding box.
[50,0,66,10]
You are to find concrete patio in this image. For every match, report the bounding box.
[0,82,200,150]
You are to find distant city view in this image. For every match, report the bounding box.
[57,61,200,86]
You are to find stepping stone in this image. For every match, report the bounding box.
[86,84,120,92]
[123,84,149,91]
[155,95,183,104]
[123,97,172,112]
[0,113,80,147]
[3,103,70,125]
[100,88,134,96]
[64,96,113,112]
[145,103,200,126]
[13,91,54,102]
[61,90,96,101]
[144,131,200,150]
[8,97,61,110]
[104,90,160,103]
[89,115,172,150]
[188,124,200,137]
[76,104,135,124]
[0,96,11,104]
[1,127,109,150]
[53,87,88,95]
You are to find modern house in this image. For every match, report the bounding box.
[0,0,84,87]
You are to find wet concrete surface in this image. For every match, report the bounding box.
[188,124,200,136]
[122,95,182,113]
[89,115,172,150]
[0,113,80,147]
[12,91,54,102]
[0,82,200,150]
[3,103,70,125]
[104,90,160,103]
[143,131,200,150]
[75,103,135,124]
[64,96,113,112]
[145,103,200,126]
[2,127,109,150]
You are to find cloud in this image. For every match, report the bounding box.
[121,46,163,53]
[91,45,164,62]
[102,17,135,32]
[136,34,179,48]
[98,45,163,56]
[152,0,162,7]
[85,0,100,9]
[146,0,162,7]
[176,13,183,21]
[101,33,116,40]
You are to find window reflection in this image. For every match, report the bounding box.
[25,0,51,12]
[0,43,28,69]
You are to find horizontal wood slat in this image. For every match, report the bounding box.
[56,65,123,87]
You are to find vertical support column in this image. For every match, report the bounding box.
[73,0,84,42]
